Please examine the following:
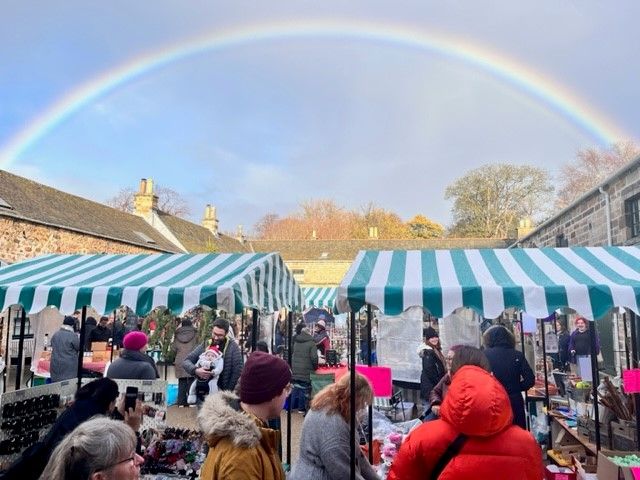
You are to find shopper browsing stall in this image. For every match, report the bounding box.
[198,351,291,480]
[291,322,319,414]
[107,331,158,380]
[313,318,331,356]
[172,317,199,407]
[50,316,80,383]
[482,325,535,429]
[40,417,143,480]
[418,327,446,404]
[289,373,378,480]
[183,318,243,394]
[389,350,543,480]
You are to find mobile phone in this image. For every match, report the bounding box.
[124,386,138,413]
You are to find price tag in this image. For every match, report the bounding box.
[631,466,640,480]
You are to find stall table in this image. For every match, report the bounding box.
[33,358,107,378]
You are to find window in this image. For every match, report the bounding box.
[292,269,304,281]
[12,316,33,338]
[555,233,568,247]
[134,231,156,244]
[625,194,640,239]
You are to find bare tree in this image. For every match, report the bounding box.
[556,141,640,209]
[105,185,191,218]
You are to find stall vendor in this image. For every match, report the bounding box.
[568,317,600,362]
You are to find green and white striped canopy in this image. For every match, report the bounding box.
[0,253,303,315]
[335,247,640,320]
[303,287,337,309]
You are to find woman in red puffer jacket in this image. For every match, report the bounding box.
[389,350,543,480]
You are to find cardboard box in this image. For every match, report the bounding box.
[91,342,108,352]
[545,465,576,480]
[596,451,640,480]
[91,351,111,362]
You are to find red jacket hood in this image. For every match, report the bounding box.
[440,365,513,437]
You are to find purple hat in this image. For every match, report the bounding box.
[123,331,148,351]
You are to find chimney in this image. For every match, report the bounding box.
[133,178,158,215]
[201,204,219,236]
[516,218,534,239]
[236,225,245,243]
[368,226,379,239]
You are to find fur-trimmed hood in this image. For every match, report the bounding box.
[198,391,262,448]
[417,343,436,358]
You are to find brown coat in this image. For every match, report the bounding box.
[172,324,198,378]
[198,391,285,480]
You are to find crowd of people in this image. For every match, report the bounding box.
[6,312,593,479]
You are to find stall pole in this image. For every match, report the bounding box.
[588,319,601,451]
[349,311,357,480]
[240,310,246,358]
[251,308,258,352]
[286,310,293,469]
[366,304,373,464]
[519,312,531,431]
[629,311,640,445]
[623,312,631,371]
[110,309,116,363]
[14,308,26,391]
[539,317,552,449]
[3,306,11,393]
[76,306,87,390]
[630,310,638,368]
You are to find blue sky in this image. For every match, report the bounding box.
[1,1,639,234]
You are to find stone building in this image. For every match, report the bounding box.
[514,155,640,248]
[511,155,640,377]
[251,237,512,286]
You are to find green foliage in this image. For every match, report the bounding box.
[445,163,553,238]
[143,308,177,363]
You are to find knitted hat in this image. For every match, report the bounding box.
[240,352,291,405]
[123,331,148,351]
[423,326,438,339]
[316,319,326,330]
[63,316,76,327]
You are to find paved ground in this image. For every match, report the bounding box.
[166,405,305,465]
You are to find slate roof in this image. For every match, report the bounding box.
[249,238,512,261]
[0,169,179,252]
[156,211,249,253]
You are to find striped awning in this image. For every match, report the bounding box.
[0,253,303,315]
[303,287,337,309]
[335,247,640,320]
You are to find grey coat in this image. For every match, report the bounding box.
[291,331,318,382]
[289,409,378,480]
[183,338,243,391]
[172,325,199,378]
[50,327,80,383]
[106,349,157,380]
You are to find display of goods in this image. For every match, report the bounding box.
[609,454,640,467]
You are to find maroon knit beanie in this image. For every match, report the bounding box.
[240,351,292,405]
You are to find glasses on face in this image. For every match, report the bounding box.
[100,453,141,471]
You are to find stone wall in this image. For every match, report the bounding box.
[285,260,352,286]
[521,163,640,247]
[0,217,162,264]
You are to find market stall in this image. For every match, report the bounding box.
[0,252,304,475]
[335,246,640,480]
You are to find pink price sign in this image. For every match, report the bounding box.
[632,467,640,480]
[623,369,640,394]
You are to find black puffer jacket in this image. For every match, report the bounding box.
[183,338,244,391]
[419,345,446,401]
[291,331,318,382]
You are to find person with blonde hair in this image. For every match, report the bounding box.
[290,372,378,480]
[40,416,143,480]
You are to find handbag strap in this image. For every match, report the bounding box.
[429,433,467,480]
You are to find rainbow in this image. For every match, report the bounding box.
[0,19,632,167]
